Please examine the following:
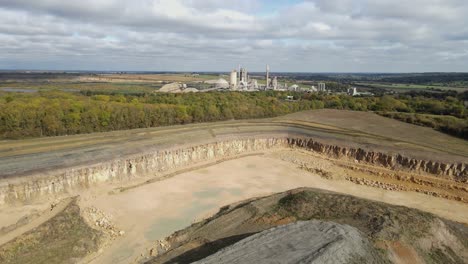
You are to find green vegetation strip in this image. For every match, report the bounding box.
[377,112,468,140]
[1,90,466,140]
[0,198,102,264]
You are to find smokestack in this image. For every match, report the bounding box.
[266,64,270,88]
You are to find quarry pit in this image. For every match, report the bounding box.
[0,110,467,264]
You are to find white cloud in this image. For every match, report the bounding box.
[0,0,467,71]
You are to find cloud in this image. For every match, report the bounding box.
[0,0,467,72]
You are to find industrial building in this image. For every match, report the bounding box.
[230,70,237,89]
[228,66,259,91]
[348,87,374,97]
[266,65,270,88]
[158,82,199,93]
[159,65,339,94]
[318,82,326,92]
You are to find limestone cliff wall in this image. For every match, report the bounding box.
[0,138,288,205]
[288,138,467,182]
[0,137,466,205]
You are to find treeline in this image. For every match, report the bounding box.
[0,90,466,139]
[377,112,468,139]
[302,92,466,118]
[379,73,468,85]
[0,91,322,138]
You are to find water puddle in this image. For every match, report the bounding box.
[1,88,37,93]
[146,186,245,241]
[146,202,215,241]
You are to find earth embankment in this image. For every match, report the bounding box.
[146,188,468,264]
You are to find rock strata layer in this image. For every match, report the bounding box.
[288,138,467,181]
[1,137,466,205]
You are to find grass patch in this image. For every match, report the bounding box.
[0,198,102,264]
[355,82,467,92]
[377,112,468,140]
[276,190,434,241]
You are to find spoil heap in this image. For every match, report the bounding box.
[194,220,385,264]
[146,188,468,264]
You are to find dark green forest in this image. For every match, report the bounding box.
[0,90,466,139]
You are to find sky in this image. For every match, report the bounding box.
[0,0,467,72]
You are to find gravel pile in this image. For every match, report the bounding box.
[195,220,386,264]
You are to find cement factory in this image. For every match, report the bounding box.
[158,65,328,93]
[226,65,327,92]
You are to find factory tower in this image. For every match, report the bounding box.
[266,64,270,88]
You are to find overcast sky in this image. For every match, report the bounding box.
[1,0,467,72]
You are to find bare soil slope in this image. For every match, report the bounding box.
[0,197,102,264]
[280,109,468,158]
[146,188,468,264]
[194,220,386,264]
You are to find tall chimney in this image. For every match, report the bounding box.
[266,64,270,88]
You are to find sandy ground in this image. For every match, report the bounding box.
[0,198,72,246]
[70,153,468,264]
[0,203,48,229]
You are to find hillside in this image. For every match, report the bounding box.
[146,188,468,264]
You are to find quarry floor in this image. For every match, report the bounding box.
[18,149,462,264]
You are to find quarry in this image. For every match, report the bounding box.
[3,0,468,262]
[0,109,467,264]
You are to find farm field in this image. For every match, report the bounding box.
[355,82,468,92]
[0,73,221,94]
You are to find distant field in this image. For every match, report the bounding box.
[0,82,159,93]
[0,73,222,93]
[76,73,218,83]
[355,82,468,92]
[376,112,468,140]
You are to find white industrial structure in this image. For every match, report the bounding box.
[348,87,358,96]
[318,82,326,92]
[230,70,237,89]
[160,66,334,94]
[289,84,300,91]
[228,66,260,91]
[158,68,375,97]
[272,76,278,90]
[239,67,248,83]
[348,87,374,97]
[226,64,283,91]
[266,64,270,88]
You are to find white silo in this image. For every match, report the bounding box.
[240,68,247,82]
[230,70,238,89]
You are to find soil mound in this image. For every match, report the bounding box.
[146,188,468,264]
[194,220,385,264]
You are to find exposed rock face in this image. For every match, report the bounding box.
[194,221,386,264]
[0,137,466,205]
[288,138,467,181]
[0,138,287,205]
